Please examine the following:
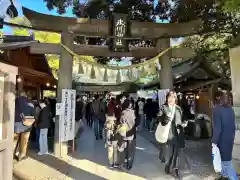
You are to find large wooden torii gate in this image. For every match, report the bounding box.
[21,7,202,156]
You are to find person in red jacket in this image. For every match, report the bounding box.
[107,98,116,116]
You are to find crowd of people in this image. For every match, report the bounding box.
[79,92,185,175]
[75,91,239,180]
[12,90,239,180]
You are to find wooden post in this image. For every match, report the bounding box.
[229,45,240,170]
[36,84,41,101]
[54,32,73,157]
[208,84,217,119]
[156,38,173,90]
[0,63,17,180]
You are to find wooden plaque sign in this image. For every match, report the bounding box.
[111,13,129,52]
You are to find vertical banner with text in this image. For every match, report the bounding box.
[59,89,76,142]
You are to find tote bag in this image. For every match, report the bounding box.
[155,106,175,143]
[212,144,222,173]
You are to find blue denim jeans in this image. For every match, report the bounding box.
[36,128,40,151]
[221,161,238,180]
[138,114,145,130]
[94,118,104,139]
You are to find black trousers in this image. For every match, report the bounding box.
[119,139,136,168]
[159,143,167,162]
[165,144,180,174]
[86,114,93,127]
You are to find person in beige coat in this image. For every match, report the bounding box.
[117,99,136,170]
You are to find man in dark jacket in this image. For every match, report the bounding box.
[92,95,106,140]
[86,99,93,127]
[75,95,83,138]
[37,99,51,155]
[75,95,83,121]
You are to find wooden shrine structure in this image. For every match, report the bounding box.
[0,35,57,99]
[3,7,203,157]
[141,55,230,118]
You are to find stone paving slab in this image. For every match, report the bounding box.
[138,130,217,179]
[13,126,221,180]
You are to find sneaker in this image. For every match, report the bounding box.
[37,152,43,156]
[17,155,28,162]
[113,164,119,168]
[108,164,114,169]
[127,165,132,170]
[215,177,228,180]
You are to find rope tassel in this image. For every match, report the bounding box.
[116,70,121,84]
[90,65,96,79]
[127,68,134,80]
[103,68,108,82]
[78,60,84,74]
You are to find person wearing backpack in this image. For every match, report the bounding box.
[37,99,51,155]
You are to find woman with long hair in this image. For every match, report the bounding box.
[212,91,238,180]
[157,90,187,178]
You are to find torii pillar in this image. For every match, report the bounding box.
[229,45,240,171]
[54,32,73,157]
[157,38,173,90]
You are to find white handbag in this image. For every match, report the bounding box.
[212,143,222,173]
[155,105,175,143]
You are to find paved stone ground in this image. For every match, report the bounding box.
[13,125,218,180]
[139,130,217,179]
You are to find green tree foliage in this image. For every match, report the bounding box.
[42,0,240,68]
[183,33,231,77]
[43,0,239,35]
[10,17,60,78]
[10,17,97,87]
[221,0,240,12]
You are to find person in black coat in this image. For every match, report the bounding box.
[86,100,93,127]
[144,99,154,131]
[37,99,52,155]
[75,95,84,138]
[75,95,83,121]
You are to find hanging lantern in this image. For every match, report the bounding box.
[78,60,84,74]
[103,68,108,82]
[116,70,121,83]
[90,65,96,79]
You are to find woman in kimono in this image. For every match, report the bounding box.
[117,99,136,170]
[103,98,119,168]
[157,90,187,178]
